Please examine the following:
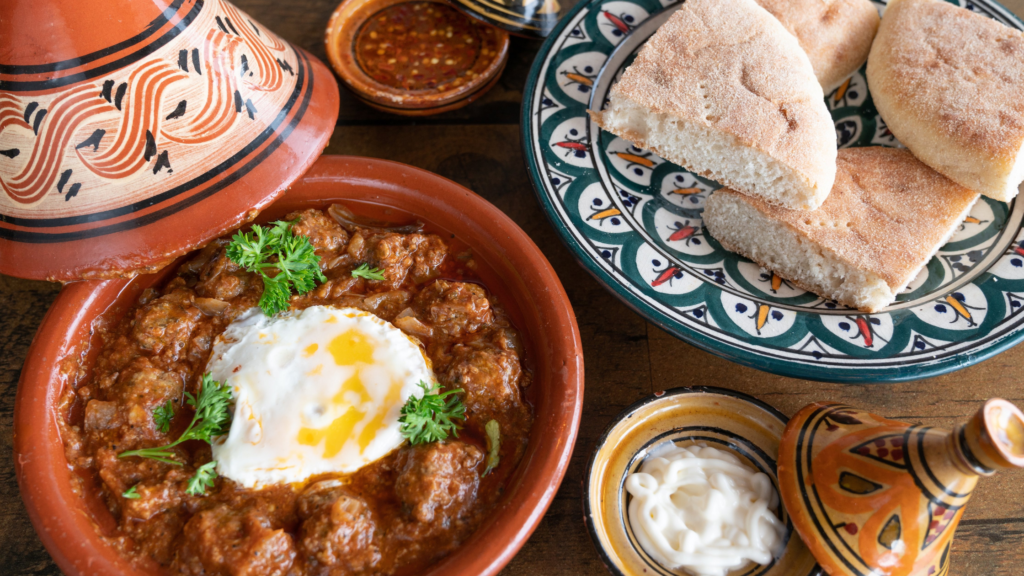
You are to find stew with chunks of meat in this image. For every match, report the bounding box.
[58,205,534,576]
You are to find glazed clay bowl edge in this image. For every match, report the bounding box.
[14,155,584,576]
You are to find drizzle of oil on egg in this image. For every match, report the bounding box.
[206,306,433,488]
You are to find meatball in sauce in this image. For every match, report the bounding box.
[59,207,533,575]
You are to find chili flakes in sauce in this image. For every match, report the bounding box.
[355,2,502,92]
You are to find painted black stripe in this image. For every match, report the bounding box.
[0,0,202,92]
[916,427,973,499]
[0,0,188,75]
[958,426,994,475]
[0,47,313,242]
[798,405,871,576]
[904,428,946,506]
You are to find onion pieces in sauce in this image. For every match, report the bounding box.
[329,204,424,234]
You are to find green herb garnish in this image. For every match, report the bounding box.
[187,461,218,496]
[483,420,500,476]
[226,220,327,316]
[122,485,140,500]
[399,381,466,445]
[119,373,233,466]
[153,399,175,434]
[351,263,386,281]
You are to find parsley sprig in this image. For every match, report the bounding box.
[187,461,218,496]
[153,399,175,434]
[119,374,233,494]
[351,263,386,281]
[399,381,466,445]
[226,220,326,316]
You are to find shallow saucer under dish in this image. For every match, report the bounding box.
[584,386,820,576]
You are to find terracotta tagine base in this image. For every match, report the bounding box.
[779,399,1024,576]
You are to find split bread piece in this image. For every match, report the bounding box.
[703,147,980,313]
[589,0,837,211]
[867,0,1024,202]
[755,0,880,92]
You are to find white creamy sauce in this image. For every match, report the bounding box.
[625,442,786,576]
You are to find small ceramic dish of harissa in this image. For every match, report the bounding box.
[14,155,583,576]
[584,387,821,576]
[325,0,509,115]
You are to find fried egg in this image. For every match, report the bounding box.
[206,306,432,488]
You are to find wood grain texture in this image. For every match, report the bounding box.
[2,0,1024,574]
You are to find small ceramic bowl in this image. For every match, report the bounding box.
[325,0,509,115]
[14,155,583,576]
[584,386,821,576]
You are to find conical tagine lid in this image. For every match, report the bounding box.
[778,398,1024,576]
[0,0,339,281]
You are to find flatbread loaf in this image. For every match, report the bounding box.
[590,0,837,211]
[867,0,1024,202]
[755,0,880,91]
[703,147,980,313]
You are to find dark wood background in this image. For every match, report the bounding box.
[2,0,1024,574]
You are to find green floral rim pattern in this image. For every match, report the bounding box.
[522,0,1024,382]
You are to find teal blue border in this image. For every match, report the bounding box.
[521,0,1024,383]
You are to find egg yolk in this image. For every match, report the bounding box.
[329,329,375,365]
[298,330,402,458]
[207,306,433,487]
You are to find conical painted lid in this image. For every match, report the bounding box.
[0,0,339,281]
[778,399,1024,576]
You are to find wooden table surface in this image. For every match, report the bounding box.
[3,0,1024,574]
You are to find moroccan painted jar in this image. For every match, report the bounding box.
[0,0,340,281]
[779,398,1024,576]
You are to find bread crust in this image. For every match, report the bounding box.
[590,0,836,205]
[755,0,880,91]
[710,232,878,311]
[706,147,979,308]
[867,0,1024,201]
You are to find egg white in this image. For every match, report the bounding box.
[206,306,433,487]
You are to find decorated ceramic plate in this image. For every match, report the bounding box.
[522,0,1024,382]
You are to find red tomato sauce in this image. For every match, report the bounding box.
[355,1,502,92]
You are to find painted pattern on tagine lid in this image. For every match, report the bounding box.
[778,399,1024,576]
[0,0,339,281]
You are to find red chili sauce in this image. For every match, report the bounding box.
[355,1,502,92]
